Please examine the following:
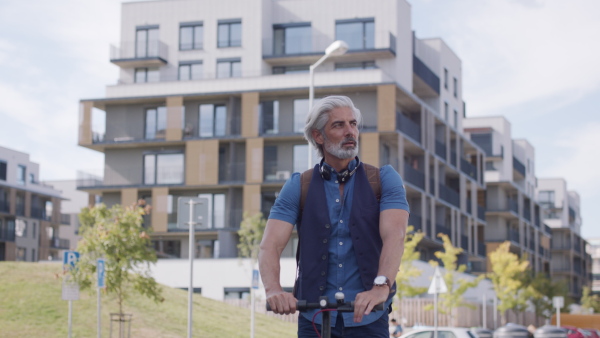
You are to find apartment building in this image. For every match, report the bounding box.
[76,0,487,297]
[0,146,65,261]
[464,117,551,275]
[538,178,592,299]
[586,238,600,295]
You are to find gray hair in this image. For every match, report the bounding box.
[303,95,362,157]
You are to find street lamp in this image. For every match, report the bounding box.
[307,40,349,168]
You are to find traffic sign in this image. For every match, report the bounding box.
[63,251,80,271]
[97,259,106,288]
[62,276,80,301]
[428,266,448,294]
[252,269,259,289]
[176,197,209,229]
[553,296,564,308]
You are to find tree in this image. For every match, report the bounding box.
[487,241,529,325]
[524,272,568,325]
[237,211,267,264]
[395,225,428,299]
[425,233,484,325]
[71,202,163,318]
[580,286,600,314]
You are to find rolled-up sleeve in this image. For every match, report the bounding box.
[379,165,410,213]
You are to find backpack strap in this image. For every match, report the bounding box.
[300,168,314,213]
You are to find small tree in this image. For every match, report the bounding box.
[425,234,483,325]
[237,211,267,265]
[580,286,600,314]
[488,241,529,325]
[395,225,427,299]
[71,202,163,317]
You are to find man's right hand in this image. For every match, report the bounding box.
[266,290,297,315]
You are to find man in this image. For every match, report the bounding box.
[258,95,410,337]
[390,318,403,337]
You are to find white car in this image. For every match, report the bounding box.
[398,327,480,338]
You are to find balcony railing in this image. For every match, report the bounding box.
[508,229,520,244]
[31,206,50,221]
[574,264,582,275]
[16,203,25,217]
[408,214,423,232]
[429,178,435,195]
[534,212,541,227]
[460,158,477,180]
[544,224,551,234]
[478,242,486,256]
[435,223,451,239]
[110,40,168,65]
[450,150,457,167]
[552,242,571,250]
[460,235,468,252]
[60,214,71,225]
[523,204,531,222]
[403,164,425,190]
[0,222,16,241]
[529,239,535,251]
[435,140,446,160]
[77,165,185,188]
[513,156,526,177]
[439,183,459,208]
[49,237,70,250]
[574,241,581,253]
[264,161,293,182]
[0,200,9,213]
[396,112,421,143]
[413,55,440,95]
[467,261,486,273]
[466,198,472,215]
[477,205,486,222]
[508,198,519,214]
[218,162,246,183]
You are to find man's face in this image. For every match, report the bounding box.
[316,106,359,160]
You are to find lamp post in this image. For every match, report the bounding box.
[307,40,349,168]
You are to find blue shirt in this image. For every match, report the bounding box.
[269,159,410,327]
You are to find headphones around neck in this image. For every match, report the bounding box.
[319,157,361,183]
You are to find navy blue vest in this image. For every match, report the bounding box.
[295,163,383,303]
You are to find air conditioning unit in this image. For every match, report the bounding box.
[275,170,291,180]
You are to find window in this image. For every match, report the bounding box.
[0,160,6,181]
[145,107,167,139]
[17,165,26,185]
[134,68,159,83]
[444,68,448,89]
[15,219,26,237]
[485,161,496,171]
[153,240,181,258]
[196,239,219,258]
[179,22,203,50]
[335,18,374,50]
[453,77,458,97]
[196,193,226,229]
[272,65,309,74]
[45,201,53,221]
[260,100,279,134]
[293,99,309,133]
[444,102,448,121]
[0,189,8,212]
[29,173,35,183]
[216,58,241,78]
[273,23,311,55]
[335,61,376,71]
[217,19,241,47]
[32,222,36,239]
[31,249,36,262]
[224,287,250,300]
[199,104,227,137]
[453,110,458,128]
[143,153,184,185]
[179,61,203,81]
[293,145,308,174]
[16,247,26,262]
[538,190,555,207]
[136,26,159,58]
[16,194,25,216]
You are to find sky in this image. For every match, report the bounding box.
[0,0,598,239]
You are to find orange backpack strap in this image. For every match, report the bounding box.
[300,168,314,213]
[364,163,382,201]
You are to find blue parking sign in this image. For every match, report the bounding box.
[97,258,106,288]
[63,251,80,271]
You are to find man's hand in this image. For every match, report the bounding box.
[266,290,297,315]
[352,286,389,323]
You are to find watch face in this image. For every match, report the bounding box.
[374,276,387,285]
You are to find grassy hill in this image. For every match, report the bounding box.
[0,262,296,337]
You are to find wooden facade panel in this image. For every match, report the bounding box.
[241,92,259,138]
[185,140,219,185]
[377,84,396,132]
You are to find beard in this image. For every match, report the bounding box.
[323,135,359,160]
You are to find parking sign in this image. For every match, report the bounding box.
[63,251,80,271]
[97,258,106,288]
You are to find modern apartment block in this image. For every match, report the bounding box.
[586,238,600,295]
[537,178,592,299]
[0,146,65,262]
[76,0,487,292]
[464,117,551,275]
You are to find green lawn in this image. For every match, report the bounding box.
[0,262,296,337]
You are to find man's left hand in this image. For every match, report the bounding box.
[352,286,389,323]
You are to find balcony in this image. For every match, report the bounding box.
[574,240,581,254]
[460,158,477,180]
[477,242,486,257]
[0,221,16,241]
[544,224,551,234]
[429,178,435,195]
[408,214,423,233]
[110,40,168,68]
[529,239,535,251]
[77,164,185,189]
[534,212,541,227]
[31,206,50,221]
[439,183,459,208]
[218,162,246,184]
[396,112,421,144]
[403,164,425,190]
[413,55,440,96]
[435,141,446,160]
[513,156,526,178]
[435,223,451,240]
[552,242,571,250]
[16,203,25,217]
[167,208,243,231]
[262,30,396,66]
[460,235,468,252]
[49,237,70,250]
[467,261,486,273]
[477,205,486,222]
[450,150,457,167]
[523,204,531,222]
[0,200,9,213]
[508,229,520,244]
[264,161,292,183]
[466,198,472,215]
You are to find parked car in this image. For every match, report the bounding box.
[562,326,586,338]
[584,329,600,338]
[399,327,479,338]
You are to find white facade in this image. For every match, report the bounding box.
[537,178,582,233]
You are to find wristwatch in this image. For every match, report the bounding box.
[373,275,391,288]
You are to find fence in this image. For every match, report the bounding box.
[225,297,543,328]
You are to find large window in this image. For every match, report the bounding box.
[143,153,184,185]
[0,161,6,181]
[198,193,226,229]
[179,61,203,81]
[134,68,159,83]
[17,165,26,185]
[179,22,203,50]
[136,26,159,58]
[293,99,309,133]
[217,19,241,47]
[199,104,227,137]
[145,107,167,139]
[273,23,311,55]
[216,58,241,78]
[335,18,374,50]
[260,100,279,134]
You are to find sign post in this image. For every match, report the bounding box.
[97,258,106,338]
[177,197,208,338]
[251,269,259,338]
[428,266,448,338]
[63,251,80,338]
[553,296,564,327]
